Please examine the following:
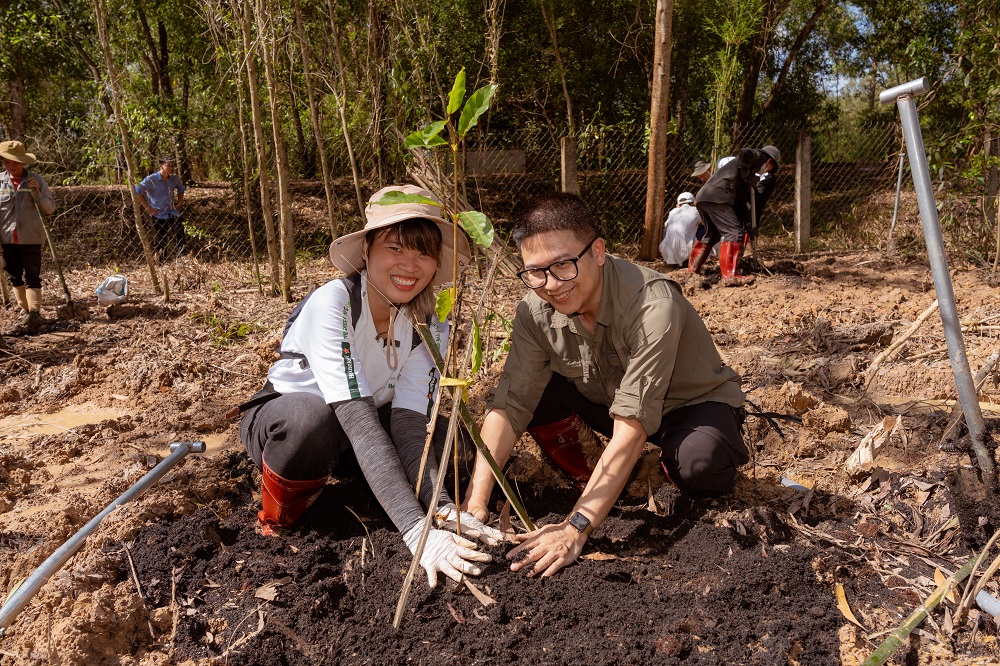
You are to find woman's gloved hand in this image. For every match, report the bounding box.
[402,523,492,588]
[435,503,504,546]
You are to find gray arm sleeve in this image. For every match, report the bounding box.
[331,397,424,534]
[390,408,451,510]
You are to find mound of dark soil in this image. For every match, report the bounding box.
[123,453,843,665]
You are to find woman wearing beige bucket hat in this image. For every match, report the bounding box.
[234,184,496,588]
[1,140,56,329]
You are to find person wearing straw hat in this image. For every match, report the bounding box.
[235,184,500,588]
[0,140,56,329]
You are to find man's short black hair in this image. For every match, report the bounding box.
[512,192,598,250]
[158,156,176,165]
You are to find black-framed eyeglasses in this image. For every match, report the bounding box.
[516,237,599,289]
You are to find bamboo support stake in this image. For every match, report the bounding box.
[415,321,534,531]
[861,547,986,666]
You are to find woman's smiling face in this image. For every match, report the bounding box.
[363,227,439,305]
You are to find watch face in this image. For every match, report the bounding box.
[569,512,590,533]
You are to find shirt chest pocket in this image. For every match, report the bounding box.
[0,191,14,205]
[551,356,585,379]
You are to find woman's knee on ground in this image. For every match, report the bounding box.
[251,393,342,479]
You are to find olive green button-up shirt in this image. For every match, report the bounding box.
[491,255,744,437]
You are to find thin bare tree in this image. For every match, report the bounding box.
[294,0,341,238]
[92,0,161,294]
[255,0,295,300]
[234,0,281,294]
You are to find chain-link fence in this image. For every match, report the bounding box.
[36,119,913,281]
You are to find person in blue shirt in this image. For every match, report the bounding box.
[135,156,186,257]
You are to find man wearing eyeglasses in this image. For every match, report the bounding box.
[462,192,747,577]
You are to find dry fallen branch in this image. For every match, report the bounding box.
[938,350,1000,451]
[845,416,901,478]
[863,300,939,390]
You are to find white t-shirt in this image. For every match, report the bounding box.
[268,272,446,416]
[659,204,702,265]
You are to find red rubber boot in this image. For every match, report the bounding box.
[258,462,328,536]
[687,241,712,274]
[719,241,755,286]
[527,413,604,490]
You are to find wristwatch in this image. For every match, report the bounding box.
[567,511,594,537]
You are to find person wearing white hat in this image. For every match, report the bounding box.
[0,140,56,329]
[658,191,702,266]
[234,184,498,589]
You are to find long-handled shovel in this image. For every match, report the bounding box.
[22,186,89,321]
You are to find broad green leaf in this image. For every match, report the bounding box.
[370,191,442,207]
[471,315,483,376]
[457,85,497,139]
[435,288,454,321]
[458,211,494,250]
[447,68,467,116]
[404,120,448,149]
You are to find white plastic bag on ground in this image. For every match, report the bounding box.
[95,274,129,306]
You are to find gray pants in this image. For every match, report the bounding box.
[239,390,471,482]
[240,391,353,480]
[696,201,745,244]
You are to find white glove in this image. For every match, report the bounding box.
[402,523,492,589]
[434,503,504,546]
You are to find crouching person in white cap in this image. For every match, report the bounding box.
[232,184,501,587]
[0,140,56,330]
[658,191,701,267]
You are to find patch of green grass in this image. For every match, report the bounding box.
[190,312,259,348]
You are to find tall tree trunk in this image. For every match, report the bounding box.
[235,0,281,295]
[367,0,388,184]
[732,0,793,143]
[294,0,341,238]
[92,0,161,294]
[327,0,367,221]
[540,0,575,135]
[8,66,26,140]
[756,0,832,119]
[641,0,673,261]
[256,0,295,301]
[285,67,314,179]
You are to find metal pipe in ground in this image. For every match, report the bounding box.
[880,78,994,492]
[0,441,207,636]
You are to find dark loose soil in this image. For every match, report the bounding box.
[125,452,842,666]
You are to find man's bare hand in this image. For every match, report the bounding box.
[507,522,586,578]
[22,177,39,192]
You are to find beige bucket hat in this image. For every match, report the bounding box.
[0,141,37,166]
[328,184,472,286]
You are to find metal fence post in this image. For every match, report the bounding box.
[795,130,811,253]
[880,77,994,493]
[561,136,580,195]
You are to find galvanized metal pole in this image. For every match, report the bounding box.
[0,441,207,636]
[880,78,994,491]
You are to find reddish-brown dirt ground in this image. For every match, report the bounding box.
[2,227,1000,665]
